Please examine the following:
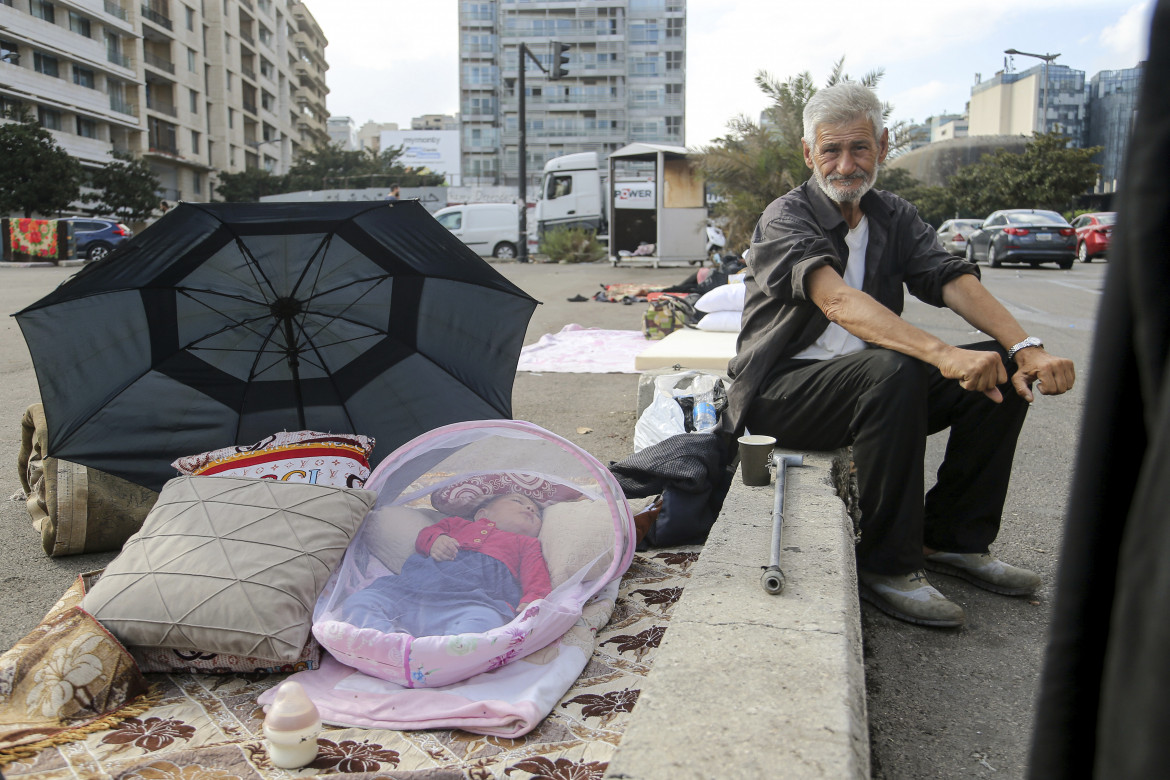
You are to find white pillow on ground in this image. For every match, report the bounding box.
[695,283,746,313]
[539,499,615,588]
[696,310,742,332]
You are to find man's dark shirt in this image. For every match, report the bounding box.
[726,177,979,433]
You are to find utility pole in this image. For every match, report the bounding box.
[516,43,545,263]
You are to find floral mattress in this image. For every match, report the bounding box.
[0,549,699,780]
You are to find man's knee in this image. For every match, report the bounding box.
[857,350,931,399]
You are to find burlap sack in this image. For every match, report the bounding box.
[18,404,158,556]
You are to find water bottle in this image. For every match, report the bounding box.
[693,393,717,432]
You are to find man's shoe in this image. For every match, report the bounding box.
[923,552,1041,596]
[858,569,965,628]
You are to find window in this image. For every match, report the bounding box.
[259,26,272,46]
[73,66,95,88]
[191,129,200,153]
[192,171,201,194]
[69,12,91,37]
[227,107,233,128]
[666,18,683,38]
[38,106,62,130]
[188,47,196,71]
[261,89,274,111]
[226,72,232,91]
[76,117,97,138]
[436,212,462,231]
[185,6,195,30]
[31,1,55,23]
[189,88,198,112]
[260,57,274,79]
[665,51,683,71]
[33,52,60,78]
[665,115,681,136]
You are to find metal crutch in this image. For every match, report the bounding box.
[761,453,804,595]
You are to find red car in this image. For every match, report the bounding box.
[1070,212,1116,263]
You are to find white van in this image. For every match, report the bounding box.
[433,203,520,259]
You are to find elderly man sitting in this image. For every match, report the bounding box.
[725,82,1075,628]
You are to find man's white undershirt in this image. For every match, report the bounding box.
[794,215,870,360]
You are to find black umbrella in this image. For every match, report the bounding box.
[15,201,539,491]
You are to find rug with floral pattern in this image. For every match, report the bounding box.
[1,549,699,780]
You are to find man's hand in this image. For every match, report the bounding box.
[937,346,1008,402]
[1011,348,1075,402]
[430,534,460,561]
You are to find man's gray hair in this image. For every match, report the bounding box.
[802,81,884,150]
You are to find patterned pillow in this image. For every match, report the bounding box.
[129,637,322,675]
[171,430,375,488]
[81,475,377,662]
[430,472,585,516]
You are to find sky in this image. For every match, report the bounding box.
[308,0,1153,149]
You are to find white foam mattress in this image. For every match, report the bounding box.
[635,328,739,371]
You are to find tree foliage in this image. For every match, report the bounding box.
[875,167,959,228]
[0,112,82,218]
[694,57,907,249]
[215,143,446,202]
[84,150,161,223]
[948,132,1102,215]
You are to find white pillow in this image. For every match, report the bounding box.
[696,310,742,332]
[361,505,444,574]
[538,499,615,588]
[695,282,746,313]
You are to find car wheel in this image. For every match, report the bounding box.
[1078,242,1090,263]
[1059,256,1074,270]
[87,242,112,262]
[988,245,1001,268]
[965,243,975,263]
[492,241,517,259]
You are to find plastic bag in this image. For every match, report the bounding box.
[634,372,729,451]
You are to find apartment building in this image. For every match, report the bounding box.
[0,0,327,206]
[458,0,687,189]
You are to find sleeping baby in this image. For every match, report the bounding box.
[338,492,552,637]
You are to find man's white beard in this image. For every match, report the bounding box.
[814,164,879,204]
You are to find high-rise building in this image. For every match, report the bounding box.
[458,0,686,189]
[0,0,328,210]
[968,63,1087,144]
[327,114,358,149]
[1087,63,1143,192]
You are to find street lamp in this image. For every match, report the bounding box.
[1004,49,1060,135]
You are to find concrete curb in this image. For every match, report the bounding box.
[606,449,867,779]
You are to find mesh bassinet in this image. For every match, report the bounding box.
[313,420,635,688]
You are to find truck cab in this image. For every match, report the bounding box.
[534,152,606,237]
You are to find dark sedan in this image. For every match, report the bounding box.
[965,209,1076,269]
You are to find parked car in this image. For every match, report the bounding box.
[1070,211,1116,263]
[65,217,132,262]
[432,203,520,259]
[964,209,1076,269]
[936,219,984,257]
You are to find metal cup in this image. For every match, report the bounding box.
[737,434,777,486]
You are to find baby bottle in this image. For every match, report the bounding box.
[263,680,322,769]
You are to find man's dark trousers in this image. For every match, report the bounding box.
[744,342,1030,575]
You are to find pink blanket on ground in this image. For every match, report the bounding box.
[517,324,650,374]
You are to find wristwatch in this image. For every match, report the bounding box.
[1007,336,1044,360]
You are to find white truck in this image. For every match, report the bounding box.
[533,145,712,267]
[533,152,608,238]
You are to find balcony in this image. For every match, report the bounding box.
[107,50,132,68]
[144,51,175,74]
[104,0,128,21]
[240,30,254,46]
[243,99,258,114]
[241,65,256,80]
[110,95,138,116]
[146,95,177,117]
[141,4,173,31]
[148,141,180,155]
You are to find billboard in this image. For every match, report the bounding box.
[380,130,461,182]
[613,181,656,210]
